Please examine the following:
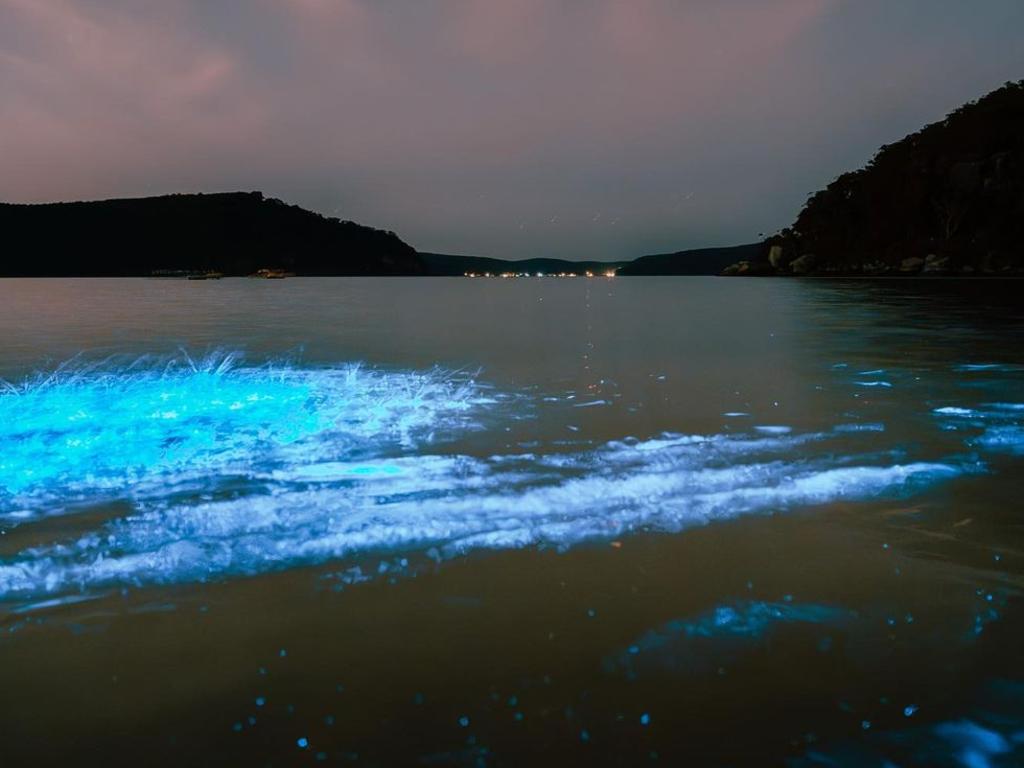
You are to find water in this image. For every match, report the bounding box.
[0,277,1022,766]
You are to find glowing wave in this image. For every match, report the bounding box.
[0,354,492,518]
[0,355,974,601]
[932,402,1024,456]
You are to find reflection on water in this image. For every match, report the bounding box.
[0,277,1022,766]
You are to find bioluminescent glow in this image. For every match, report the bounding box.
[0,355,981,602]
[934,721,1013,768]
[834,422,886,433]
[955,363,1022,373]
[636,601,848,645]
[607,600,850,678]
[931,402,1024,455]
[790,680,1024,768]
[0,353,494,519]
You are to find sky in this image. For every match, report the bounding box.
[1,1,1023,261]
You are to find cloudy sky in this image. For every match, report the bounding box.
[2,1,1022,260]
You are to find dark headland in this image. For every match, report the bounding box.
[724,80,1024,277]
[0,192,424,277]
[1,81,1021,278]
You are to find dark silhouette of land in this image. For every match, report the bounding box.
[618,243,766,276]
[0,191,424,276]
[0,189,753,276]
[726,80,1024,276]
[3,82,1022,279]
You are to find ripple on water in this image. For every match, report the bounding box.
[0,355,978,600]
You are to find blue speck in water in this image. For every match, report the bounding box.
[640,713,651,726]
[279,648,287,658]
[232,722,243,733]
[255,697,265,707]
[514,712,524,722]
[297,737,309,749]
[458,716,470,728]
[904,705,918,717]
[581,729,590,742]
[628,645,640,655]
[413,693,424,705]
[861,721,871,730]
[507,696,518,707]
[587,608,596,618]
[325,715,335,726]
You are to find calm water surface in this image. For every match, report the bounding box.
[0,277,1022,766]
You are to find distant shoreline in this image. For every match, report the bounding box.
[2,273,1022,280]
[4,83,1022,281]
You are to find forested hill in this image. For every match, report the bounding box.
[733,80,1024,276]
[0,192,425,276]
[618,243,766,276]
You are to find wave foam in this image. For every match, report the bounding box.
[0,356,972,601]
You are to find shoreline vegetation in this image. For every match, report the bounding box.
[1,81,1020,279]
[723,80,1024,278]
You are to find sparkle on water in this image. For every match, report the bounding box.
[0,353,1015,603]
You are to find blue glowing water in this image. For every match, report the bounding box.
[1,278,1023,767]
[0,352,998,602]
[0,354,492,515]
